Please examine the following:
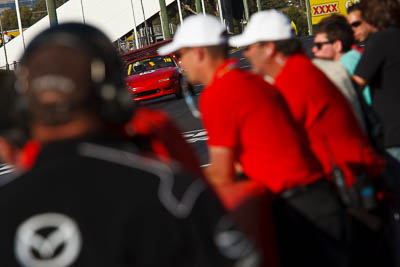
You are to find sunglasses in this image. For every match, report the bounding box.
[313,41,333,50]
[350,21,362,28]
[243,42,266,51]
[175,48,190,60]
[174,51,182,60]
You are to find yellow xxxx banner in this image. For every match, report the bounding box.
[309,0,359,24]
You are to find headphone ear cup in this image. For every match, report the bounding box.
[0,71,30,147]
[97,83,134,124]
[89,48,134,124]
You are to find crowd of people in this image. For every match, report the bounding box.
[1,31,13,46]
[0,0,399,266]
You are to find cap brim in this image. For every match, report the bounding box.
[158,41,182,55]
[229,34,255,48]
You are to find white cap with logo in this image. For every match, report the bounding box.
[158,14,227,55]
[229,10,294,48]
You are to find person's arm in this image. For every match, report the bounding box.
[352,74,367,88]
[354,32,384,89]
[205,146,236,187]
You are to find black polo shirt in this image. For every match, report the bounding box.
[355,27,400,148]
[0,135,258,267]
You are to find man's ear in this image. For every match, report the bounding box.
[196,47,206,62]
[333,40,343,54]
[263,42,276,58]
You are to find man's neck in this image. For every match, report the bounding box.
[32,113,104,144]
[333,52,343,62]
[264,53,287,81]
[203,57,227,86]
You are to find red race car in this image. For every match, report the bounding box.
[125,54,185,101]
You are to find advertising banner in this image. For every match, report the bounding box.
[309,0,359,24]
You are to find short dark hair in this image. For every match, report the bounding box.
[271,38,303,56]
[205,44,229,59]
[204,31,229,59]
[360,0,400,29]
[347,3,361,14]
[314,14,355,53]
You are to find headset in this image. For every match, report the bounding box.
[0,71,29,148]
[18,23,134,125]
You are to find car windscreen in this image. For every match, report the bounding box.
[126,55,175,76]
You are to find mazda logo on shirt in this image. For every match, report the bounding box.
[15,213,82,267]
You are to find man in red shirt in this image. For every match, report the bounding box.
[159,14,323,196]
[159,14,350,267]
[230,10,384,189]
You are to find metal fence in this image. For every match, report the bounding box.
[116,23,177,54]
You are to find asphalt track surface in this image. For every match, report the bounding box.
[139,37,315,166]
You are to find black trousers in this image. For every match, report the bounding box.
[273,180,350,267]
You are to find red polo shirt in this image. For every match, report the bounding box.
[274,53,384,185]
[199,59,323,193]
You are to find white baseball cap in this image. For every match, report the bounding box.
[229,10,294,48]
[158,14,227,55]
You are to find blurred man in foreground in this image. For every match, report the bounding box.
[0,23,258,267]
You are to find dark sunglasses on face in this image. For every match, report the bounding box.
[313,41,333,50]
[175,48,192,60]
[174,52,182,60]
[350,21,362,28]
[244,42,267,51]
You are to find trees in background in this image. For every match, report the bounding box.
[1,6,31,30]
[1,0,67,31]
[284,6,308,36]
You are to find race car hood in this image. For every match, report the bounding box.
[125,67,177,85]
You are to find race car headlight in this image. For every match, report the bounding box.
[129,87,138,92]
[158,78,170,83]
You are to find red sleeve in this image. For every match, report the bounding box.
[200,84,239,148]
[128,107,203,177]
[19,140,41,170]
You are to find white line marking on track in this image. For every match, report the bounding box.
[182,129,205,134]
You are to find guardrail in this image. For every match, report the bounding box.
[119,38,172,65]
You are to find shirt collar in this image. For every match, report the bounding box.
[212,58,238,82]
[33,134,129,167]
